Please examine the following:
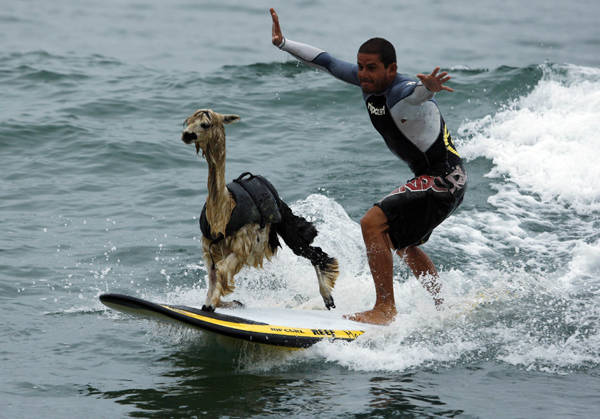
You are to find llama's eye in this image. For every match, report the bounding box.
[200,122,210,129]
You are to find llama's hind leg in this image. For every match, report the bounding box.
[274,200,339,310]
[313,252,339,310]
[293,243,339,309]
[280,241,339,309]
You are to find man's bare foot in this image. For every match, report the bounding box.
[344,306,397,325]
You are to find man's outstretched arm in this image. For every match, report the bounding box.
[397,67,453,105]
[270,8,359,86]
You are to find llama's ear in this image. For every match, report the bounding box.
[223,114,240,124]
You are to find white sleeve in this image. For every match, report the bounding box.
[278,38,325,66]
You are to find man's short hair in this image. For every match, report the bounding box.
[358,38,397,67]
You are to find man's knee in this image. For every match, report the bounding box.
[396,245,415,258]
[361,206,386,231]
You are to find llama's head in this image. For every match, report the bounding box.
[181,109,240,155]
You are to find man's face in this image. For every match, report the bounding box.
[357,53,397,94]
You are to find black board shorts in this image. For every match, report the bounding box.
[375,165,467,250]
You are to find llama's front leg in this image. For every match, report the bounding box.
[213,252,245,309]
[202,261,220,312]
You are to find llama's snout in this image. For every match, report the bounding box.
[182,131,197,144]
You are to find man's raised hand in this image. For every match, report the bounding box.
[270,8,284,47]
[417,67,454,93]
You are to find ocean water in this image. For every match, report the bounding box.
[2,0,600,417]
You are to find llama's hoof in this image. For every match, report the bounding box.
[201,304,215,312]
[323,296,336,310]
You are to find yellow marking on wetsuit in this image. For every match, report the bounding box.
[163,305,365,341]
[444,125,460,157]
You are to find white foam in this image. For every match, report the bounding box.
[563,239,600,285]
[441,64,600,373]
[460,64,600,214]
[497,321,600,374]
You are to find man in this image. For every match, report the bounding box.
[270,8,466,325]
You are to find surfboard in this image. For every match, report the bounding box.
[99,293,366,348]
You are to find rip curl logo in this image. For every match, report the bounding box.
[387,175,448,197]
[367,102,386,116]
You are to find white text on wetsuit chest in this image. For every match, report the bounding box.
[367,102,386,116]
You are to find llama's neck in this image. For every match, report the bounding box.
[204,131,234,236]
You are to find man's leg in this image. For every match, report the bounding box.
[345,206,397,325]
[397,246,443,307]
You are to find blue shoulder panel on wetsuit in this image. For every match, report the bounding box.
[388,76,417,103]
[386,76,438,108]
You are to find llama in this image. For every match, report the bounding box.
[181,109,339,312]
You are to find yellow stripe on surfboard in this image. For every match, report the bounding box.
[163,305,365,341]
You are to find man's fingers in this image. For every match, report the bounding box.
[270,8,280,31]
[270,8,283,45]
[270,8,279,27]
[418,69,453,92]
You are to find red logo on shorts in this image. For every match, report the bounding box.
[389,175,448,196]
